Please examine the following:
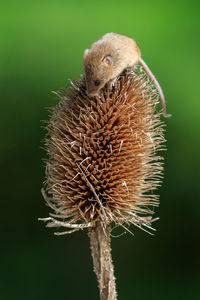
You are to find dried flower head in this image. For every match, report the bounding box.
[41,67,165,235]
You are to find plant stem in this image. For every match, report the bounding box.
[89,222,117,300]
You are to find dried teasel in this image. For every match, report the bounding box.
[39,66,166,300]
[40,66,165,234]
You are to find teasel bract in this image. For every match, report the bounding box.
[40,66,166,300]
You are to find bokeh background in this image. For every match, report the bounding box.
[1,0,200,299]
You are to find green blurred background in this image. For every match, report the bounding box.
[1,0,200,299]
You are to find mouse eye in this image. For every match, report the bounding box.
[94,80,100,86]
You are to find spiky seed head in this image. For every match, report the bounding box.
[41,67,165,235]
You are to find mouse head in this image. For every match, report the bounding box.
[83,49,113,97]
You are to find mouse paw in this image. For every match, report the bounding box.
[108,77,117,89]
[126,65,137,72]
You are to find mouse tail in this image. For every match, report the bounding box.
[138,57,171,118]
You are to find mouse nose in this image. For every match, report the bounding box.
[87,90,98,97]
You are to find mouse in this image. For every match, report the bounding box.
[83,32,171,118]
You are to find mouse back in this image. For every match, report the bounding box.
[100,33,141,67]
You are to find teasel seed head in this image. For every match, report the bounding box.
[41,66,165,235]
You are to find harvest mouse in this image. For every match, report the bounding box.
[83,32,171,118]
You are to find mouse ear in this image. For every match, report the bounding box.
[84,49,89,57]
[102,55,113,66]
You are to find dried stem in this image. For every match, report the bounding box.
[89,222,117,300]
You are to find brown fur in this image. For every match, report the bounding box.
[83,33,141,96]
[83,32,171,118]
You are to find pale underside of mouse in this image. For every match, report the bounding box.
[83,32,171,118]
